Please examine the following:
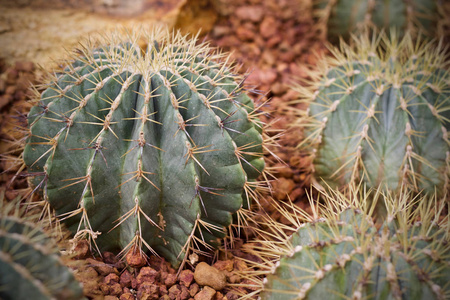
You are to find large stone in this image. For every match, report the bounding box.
[194,262,227,291]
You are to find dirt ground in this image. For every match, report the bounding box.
[0,1,325,299]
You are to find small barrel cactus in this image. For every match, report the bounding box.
[0,195,84,300]
[313,0,445,41]
[294,30,449,196]
[22,28,267,267]
[238,188,450,300]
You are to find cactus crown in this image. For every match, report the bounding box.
[0,193,83,300]
[294,30,449,196]
[235,186,450,300]
[22,27,269,267]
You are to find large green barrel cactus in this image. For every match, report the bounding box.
[238,188,450,300]
[22,28,266,267]
[295,31,449,196]
[0,195,84,300]
[313,0,445,41]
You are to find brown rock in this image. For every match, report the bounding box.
[75,266,102,298]
[168,284,181,299]
[194,286,216,300]
[266,34,282,48]
[16,73,34,90]
[236,6,264,22]
[289,187,304,201]
[225,291,239,300]
[260,68,277,86]
[5,85,16,95]
[214,292,224,300]
[120,269,133,288]
[212,260,234,272]
[99,282,110,294]
[273,177,296,200]
[6,68,18,84]
[104,296,119,300]
[120,293,134,300]
[14,61,34,73]
[137,267,159,286]
[194,262,227,291]
[234,260,248,272]
[5,189,19,201]
[103,251,119,264]
[105,273,120,285]
[236,26,255,41]
[0,78,5,93]
[261,50,276,66]
[164,272,177,287]
[179,269,194,287]
[94,261,118,276]
[260,16,278,39]
[180,285,190,300]
[215,35,240,48]
[126,249,146,267]
[190,283,200,296]
[227,273,240,284]
[137,282,159,299]
[275,164,294,178]
[159,284,168,296]
[0,95,13,110]
[109,282,122,296]
[72,239,90,259]
[212,25,230,37]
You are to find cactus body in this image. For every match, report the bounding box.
[296,31,449,196]
[262,207,449,300]
[22,29,265,267]
[314,0,442,41]
[0,198,83,300]
[238,188,450,300]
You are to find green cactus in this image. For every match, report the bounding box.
[22,28,267,267]
[294,30,449,196]
[313,0,445,41]
[237,187,450,300]
[0,194,84,300]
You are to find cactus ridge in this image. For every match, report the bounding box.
[22,28,268,267]
[0,194,83,300]
[294,31,449,196]
[313,0,445,41]
[235,187,450,300]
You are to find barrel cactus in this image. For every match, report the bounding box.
[294,30,449,196]
[238,188,450,300]
[0,194,84,300]
[22,28,266,267]
[313,0,445,41]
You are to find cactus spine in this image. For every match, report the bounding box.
[313,0,444,41]
[237,188,450,300]
[22,28,267,267]
[294,31,449,196]
[0,194,84,300]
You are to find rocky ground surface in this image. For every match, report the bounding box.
[0,0,326,299]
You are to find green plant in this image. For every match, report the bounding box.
[22,28,268,267]
[294,30,449,196]
[0,193,84,300]
[313,0,445,41]
[237,187,450,300]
